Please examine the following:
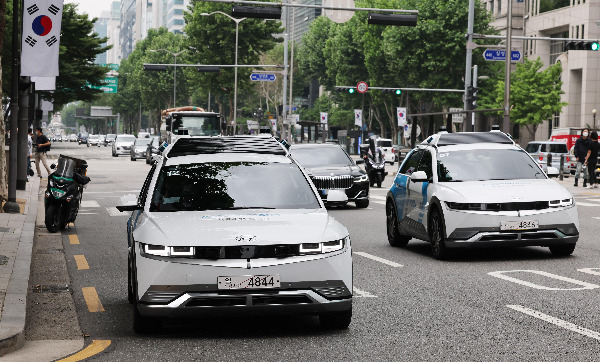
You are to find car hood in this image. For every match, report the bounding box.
[134,209,347,247]
[134,145,147,151]
[304,165,364,177]
[436,179,572,203]
[115,141,134,146]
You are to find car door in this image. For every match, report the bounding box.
[128,163,156,248]
[404,149,433,239]
[392,149,423,236]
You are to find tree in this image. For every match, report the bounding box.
[478,57,567,138]
[43,4,112,110]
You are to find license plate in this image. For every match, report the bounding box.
[500,220,539,231]
[218,275,280,290]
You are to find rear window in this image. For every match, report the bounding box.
[525,143,540,153]
[290,146,352,167]
[377,140,393,148]
[550,144,568,153]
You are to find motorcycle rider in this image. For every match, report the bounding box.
[574,128,591,187]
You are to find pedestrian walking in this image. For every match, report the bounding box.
[27,128,33,178]
[584,131,599,189]
[573,128,591,187]
[34,127,51,178]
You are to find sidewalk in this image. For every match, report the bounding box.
[0,177,41,357]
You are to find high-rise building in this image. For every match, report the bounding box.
[94,11,110,64]
[166,0,191,34]
[285,0,321,46]
[481,0,600,142]
[120,0,137,59]
[106,1,121,65]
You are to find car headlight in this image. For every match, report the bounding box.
[354,174,368,183]
[300,236,348,255]
[549,198,573,207]
[140,243,194,257]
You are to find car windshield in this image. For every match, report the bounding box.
[291,147,352,167]
[107,134,116,140]
[80,133,89,137]
[150,162,320,211]
[135,139,152,146]
[437,148,546,182]
[377,140,393,147]
[116,136,136,143]
[89,135,99,139]
[172,116,220,136]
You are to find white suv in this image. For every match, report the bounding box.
[118,136,353,332]
[386,132,579,260]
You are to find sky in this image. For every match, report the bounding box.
[65,0,115,19]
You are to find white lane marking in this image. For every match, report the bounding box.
[593,217,600,220]
[507,305,600,341]
[106,207,128,217]
[370,195,386,200]
[353,287,377,298]
[80,200,100,208]
[577,268,600,276]
[85,191,140,194]
[575,202,600,207]
[488,270,600,291]
[372,201,386,205]
[354,252,403,267]
[78,213,98,215]
[584,199,600,202]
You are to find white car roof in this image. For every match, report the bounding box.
[434,143,522,152]
[164,153,291,166]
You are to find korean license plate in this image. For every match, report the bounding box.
[500,220,539,231]
[218,275,281,290]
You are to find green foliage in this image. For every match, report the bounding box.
[47,4,112,110]
[479,57,567,129]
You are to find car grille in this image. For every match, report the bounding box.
[311,175,353,190]
[478,231,559,242]
[195,245,303,259]
[446,201,550,211]
[122,146,131,150]
[183,294,313,307]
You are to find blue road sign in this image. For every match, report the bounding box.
[483,49,522,62]
[250,73,277,82]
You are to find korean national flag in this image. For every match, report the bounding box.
[354,109,362,127]
[320,112,328,124]
[397,107,407,127]
[21,0,64,77]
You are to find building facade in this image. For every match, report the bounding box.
[482,0,600,142]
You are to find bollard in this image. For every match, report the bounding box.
[559,154,564,181]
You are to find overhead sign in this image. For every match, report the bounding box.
[89,77,118,93]
[357,81,368,94]
[250,73,277,82]
[483,49,522,62]
[101,63,120,71]
[450,107,465,124]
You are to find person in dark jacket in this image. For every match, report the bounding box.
[584,131,599,189]
[573,128,591,187]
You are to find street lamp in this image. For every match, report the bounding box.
[148,48,187,108]
[201,11,247,132]
[593,109,597,129]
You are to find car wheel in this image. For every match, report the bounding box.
[386,201,410,247]
[355,199,369,208]
[131,156,136,161]
[429,208,448,260]
[127,253,134,304]
[549,244,576,257]
[319,307,352,329]
[376,174,383,188]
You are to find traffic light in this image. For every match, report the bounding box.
[367,13,418,26]
[232,6,282,19]
[566,41,599,51]
[382,89,402,95]
[336,87,356,94]
[466,86,479,110]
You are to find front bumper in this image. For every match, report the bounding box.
[318,182,369,204]
[131,149,146,158]
[135,243,352,317]
[442,203,579,248]
[114,147,131,155]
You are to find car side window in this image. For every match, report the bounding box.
[400,150,423,175]
[550,144,567,153]
[139,163,157,206]
[417,150,433,180]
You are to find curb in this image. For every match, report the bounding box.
[0,178,41,357]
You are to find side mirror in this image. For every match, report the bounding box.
[356,159,364,164]
[546,166,560,178]
[116,194,142,212]
[410,171,428,182]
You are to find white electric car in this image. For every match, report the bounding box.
[386,132,579,260]
[118,136,353,333]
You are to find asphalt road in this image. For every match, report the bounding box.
[21,141,600,361]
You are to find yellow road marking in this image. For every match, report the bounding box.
[56,340,111,362]
[74,255,89,270]
[69,235,80,245]
[82,287,105,312]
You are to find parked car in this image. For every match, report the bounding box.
[145,137,162,164]
[117,136,352,333]
[130,138,153,161]
[112,134,136,157]
[87,134,101,147]
[68,134,77,142]
[78,132,89,145]
[525,141,573,177]
[290,143,369,208]
[375,138,396,165]
[105,134,117,146]
[386,131,579,260]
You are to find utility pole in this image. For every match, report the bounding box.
[463,0,475,130]
[503,0,513,133]
[281,7,289,140]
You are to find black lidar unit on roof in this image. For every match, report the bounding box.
[166,137,288,158]
[436,132,513,146]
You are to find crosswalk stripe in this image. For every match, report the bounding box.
[106,207,127,216]
[80,200,100,208]
[353,287,377,298]
[576,202,600,207]
[372,201,386,205]
[370,195,386,200]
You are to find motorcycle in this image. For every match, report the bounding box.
[361,139,388,188]
[44,155,91,233]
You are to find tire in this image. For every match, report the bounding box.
[549,244,576,257]
[45,204,61,233]
[127,253,134,304]
[386,201,410,247]
[430,208,448,260]
[376,174,382,188]
[131,156,136,161]
[112,151,117,157]
[146,152,151,164]
[319,307,352,329]
[355,199,369,208]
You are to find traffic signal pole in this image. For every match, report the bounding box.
[503,0,513,133]
[463,0,475,130]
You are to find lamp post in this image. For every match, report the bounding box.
[201,12,247,134]
[593,109,597,130]
[148,49,187,108]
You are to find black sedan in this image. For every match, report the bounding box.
[290,143,369,208]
